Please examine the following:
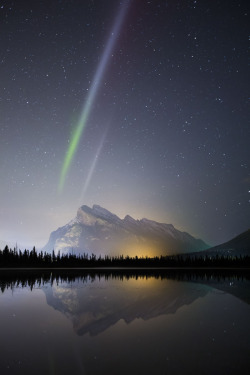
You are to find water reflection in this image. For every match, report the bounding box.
[44,277,209,336]
[0,270,250,375]
[1,268,249,291]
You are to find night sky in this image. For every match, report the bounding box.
[0,0,249,249]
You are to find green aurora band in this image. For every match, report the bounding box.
[59,100,91,192]
[58,0,130,192]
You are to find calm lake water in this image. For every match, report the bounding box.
[0,270,250,375]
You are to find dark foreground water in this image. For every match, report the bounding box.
[0,269,250,375]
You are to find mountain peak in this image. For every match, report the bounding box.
[43,204,209,256]
[124,215,137,223]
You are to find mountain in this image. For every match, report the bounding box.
[42,204,208,257]
[188,229,250,258]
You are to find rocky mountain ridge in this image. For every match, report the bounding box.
[42,204,208,257]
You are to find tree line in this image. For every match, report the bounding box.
[0,245,249,268]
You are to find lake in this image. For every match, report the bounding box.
[0,269,249,375]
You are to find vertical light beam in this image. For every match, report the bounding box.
[79,132,107,204]
[59,0,131,192]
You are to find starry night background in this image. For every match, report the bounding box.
[0,0,249,249]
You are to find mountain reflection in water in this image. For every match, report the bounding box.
[1,269,250,336]
[0,269,250,375]
[44,276,209,336]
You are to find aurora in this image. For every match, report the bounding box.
[58,0,131,192]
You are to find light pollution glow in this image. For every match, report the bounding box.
[58,0,131,192]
